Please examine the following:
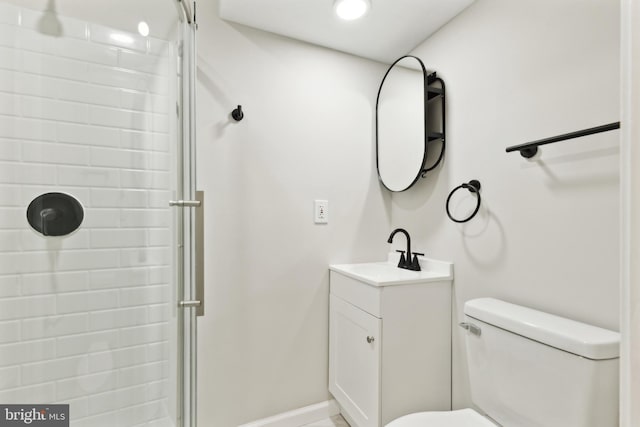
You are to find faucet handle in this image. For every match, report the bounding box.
[409,252,424,271]
[395,250,406,268]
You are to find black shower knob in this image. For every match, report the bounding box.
[26,192,84,237]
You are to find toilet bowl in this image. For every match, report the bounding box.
[385,298,620,427]
[386,409,497,427]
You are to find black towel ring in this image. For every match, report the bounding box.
[446,180,481,223]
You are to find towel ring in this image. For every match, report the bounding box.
[446,180,481,223]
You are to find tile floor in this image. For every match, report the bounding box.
[302,414,350,426]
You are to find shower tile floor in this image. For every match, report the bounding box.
[302,415,350,426]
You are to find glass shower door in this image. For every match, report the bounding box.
[0,1,197,425]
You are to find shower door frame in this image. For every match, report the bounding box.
[175,1,199,426]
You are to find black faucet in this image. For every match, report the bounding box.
[387,228,422,271]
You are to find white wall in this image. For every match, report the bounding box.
[195,1,390,425]
[196,0,622,423]
[0,3,179,426]
[393,0,620,408]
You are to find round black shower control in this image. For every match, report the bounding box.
[26,192,84,237]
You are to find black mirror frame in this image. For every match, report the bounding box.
[375,55,428,192]
[375,55,446,192]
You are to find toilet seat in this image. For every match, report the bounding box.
[386,409,498,427]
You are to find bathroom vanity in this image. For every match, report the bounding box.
[328,254,453,427]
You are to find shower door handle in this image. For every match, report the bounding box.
[179,300,202,308]
[171,192,205,317]
[194,191,204,317]
[169,200,201,207]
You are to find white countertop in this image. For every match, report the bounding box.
[329,253,453,287]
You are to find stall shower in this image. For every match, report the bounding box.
[0,0,198,425]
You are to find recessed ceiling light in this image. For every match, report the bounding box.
[334,0,371,21]
[138,21,150,37]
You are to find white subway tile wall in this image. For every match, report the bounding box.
[0,3,177,426]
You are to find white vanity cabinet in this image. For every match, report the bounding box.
[328,256,453,427]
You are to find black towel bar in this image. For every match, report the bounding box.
[506,122,620,158]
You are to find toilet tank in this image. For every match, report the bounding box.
[463,298,619,427]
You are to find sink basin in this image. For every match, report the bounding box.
[329,253,453,287]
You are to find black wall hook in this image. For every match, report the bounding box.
[231,105,244,121]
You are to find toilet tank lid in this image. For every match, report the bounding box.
[464,298,620,360]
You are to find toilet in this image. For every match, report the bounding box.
[387,298,620,427]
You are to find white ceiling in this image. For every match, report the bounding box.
[219,0,475,64]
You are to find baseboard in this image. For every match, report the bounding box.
[238,400,340,427]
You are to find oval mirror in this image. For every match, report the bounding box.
[376,55,431,192]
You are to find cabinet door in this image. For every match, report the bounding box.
[329,295,381,427]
